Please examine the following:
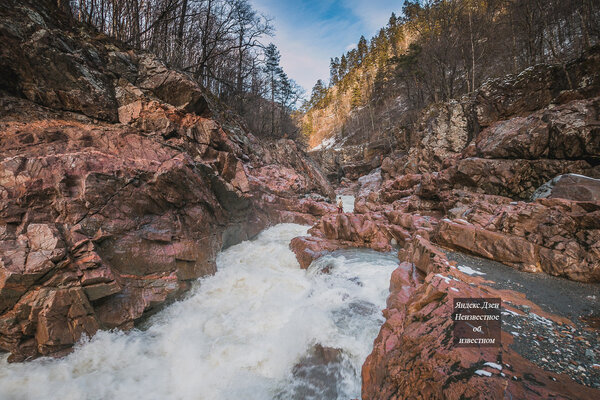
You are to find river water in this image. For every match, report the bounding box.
[0,224,398,400]
[336,195,355,213]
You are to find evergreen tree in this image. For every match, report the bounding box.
[309,79,329,108]
[373,67,387,105]
[264,43,281,136]
[347,49,358,69]
[357,35,368,64]
[329,57,340,86]
[351,84,362,109]
[388,12,397,29]
[339,54,348,78]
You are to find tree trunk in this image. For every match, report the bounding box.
[469,9,475,92]
[177,0,188,65]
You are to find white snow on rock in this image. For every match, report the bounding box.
[484,362,503,371]
[457,265,486,276]
[530,313,553,326]
[312,136,336,151]
[474,370,492,377]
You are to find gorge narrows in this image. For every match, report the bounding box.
[0,224,398,400]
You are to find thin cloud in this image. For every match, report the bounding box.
[251,0,400,92]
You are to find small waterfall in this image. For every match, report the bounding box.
[0,224,397,400]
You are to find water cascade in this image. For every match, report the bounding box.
[0,224,398,400]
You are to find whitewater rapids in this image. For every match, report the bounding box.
[0,224,398,400]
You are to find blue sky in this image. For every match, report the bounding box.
[251,0,401,94]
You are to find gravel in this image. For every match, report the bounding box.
[445,250,600,388]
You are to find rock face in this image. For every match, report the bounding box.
[400,47,600,174]
[290,45,600,399]
[308,141,389,182]
[0,0,334,361]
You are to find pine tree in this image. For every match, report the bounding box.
[388,12,397,29]
[329,57,340,86]
[310,79,327,107]
[339,55,348,78]
[357,35,368,64]
[264,43,281,136]
[351,84,362,109]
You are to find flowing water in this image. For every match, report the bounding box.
[0,224,398,400]
[336,195,355,213]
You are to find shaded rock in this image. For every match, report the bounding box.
[448,157,596,199]
[309,214,392,252]
[34,287,99,357]
[290,236,348,270]
[532,174,600,202]
[473,98,600,161]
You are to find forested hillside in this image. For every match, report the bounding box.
[302,0,600,153]
[68,0,303,139]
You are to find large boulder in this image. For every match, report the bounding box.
[447,157,596,200]
[435,197,600,282]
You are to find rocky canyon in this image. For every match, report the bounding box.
[1,0,600,400]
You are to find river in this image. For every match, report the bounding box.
[0,224,398,400]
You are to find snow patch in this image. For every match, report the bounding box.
[457,265,486,276]
[530,313,553,326]
[312,136,336,151]
[484,362,503,371]
[474,370,492,377]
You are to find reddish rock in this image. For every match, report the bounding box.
[473,98,600,160]
[362,236,600,400]
[434,198,600,282]
[289,236,346,269]
[308,213,392,252]
[0,0,335,361]
[448,157,596,200]
[437,219,540,272]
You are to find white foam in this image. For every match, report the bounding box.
[0,224,398,400]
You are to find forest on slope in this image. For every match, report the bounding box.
[66,0,304,140]
[302,0,600,152]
